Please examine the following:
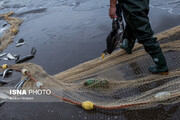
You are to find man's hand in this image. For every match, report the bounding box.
[109,6,117,19]
[109,0,117,19]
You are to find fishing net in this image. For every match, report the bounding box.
[0,11,23,52]
[6,25,180,110]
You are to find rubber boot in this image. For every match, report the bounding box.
[149,52,169,75]
[120,38,134,54]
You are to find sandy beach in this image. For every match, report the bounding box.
[0,4,180,120]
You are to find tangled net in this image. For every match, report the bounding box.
[1,11,180,110]
[6,25,180,110]
[0,11,23,52]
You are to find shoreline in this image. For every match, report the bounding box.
[0,6,180,75]
[0,5,180,120]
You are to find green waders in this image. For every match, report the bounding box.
[121,25,136,54]
[118,0,168,74]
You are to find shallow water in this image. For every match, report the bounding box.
[0,0,180,15]
[150,0,180,14]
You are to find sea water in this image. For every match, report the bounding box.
[0,0,179,15]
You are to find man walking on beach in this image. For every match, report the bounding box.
[109,0,169,74]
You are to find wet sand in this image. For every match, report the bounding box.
[0,6,180,120]
[1,6,180,75]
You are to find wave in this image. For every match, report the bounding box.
[150,0,180,15]
[0,0,179,15]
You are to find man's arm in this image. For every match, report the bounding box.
[109,0,117,19]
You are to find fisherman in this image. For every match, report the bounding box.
[109,0,169,74]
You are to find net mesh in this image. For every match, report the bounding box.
[1,11,180,110]
[0,11,23,52]
[8,25,180,110]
